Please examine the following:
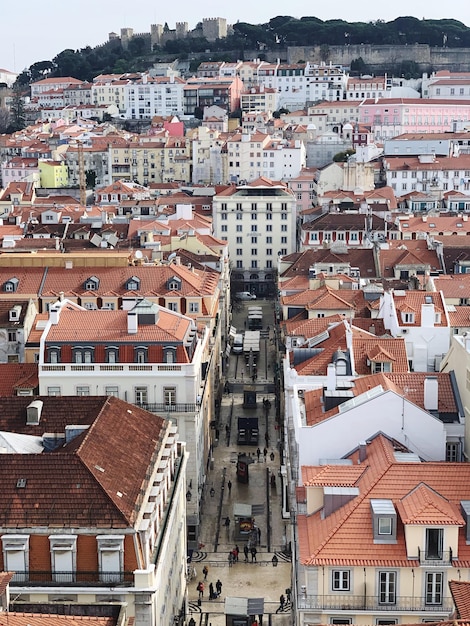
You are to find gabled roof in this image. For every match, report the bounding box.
[298,433,470,567]
[450,580,470,620]
[397,483,464,525]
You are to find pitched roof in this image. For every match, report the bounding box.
[298,433,470,567]
[397,483,464,525]
[0,396,168,528]
[450,580,470,619]
[392,290,448,327]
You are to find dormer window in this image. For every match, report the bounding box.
[135,346,148,363]
[373,361,392,373]
[167,276,181,291]
[84,276,100,291]
[48,347,61,364]
[371,499,397,543]
[126,276,140,291]
[4,277,19,293]
[164,347,177,364]
[73,347,94,364]
[105,346,119,364]
[401,312,415,324]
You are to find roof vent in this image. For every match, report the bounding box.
[26,400,43,425]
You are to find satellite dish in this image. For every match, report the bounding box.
[134,250,143,259]
[168,252,177,262]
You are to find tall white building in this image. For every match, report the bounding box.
[212,177,297,296]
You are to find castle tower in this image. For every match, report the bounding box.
[151,24,163,47]
[202,18,227,42]
[120,27,134,50]
[176,22,189,38]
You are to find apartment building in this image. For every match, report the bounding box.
[36,297,215,549]
[294,433,470,625]
[0,395,187,626]
[213,177,296,296]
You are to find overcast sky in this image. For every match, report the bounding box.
[2,0,470,74]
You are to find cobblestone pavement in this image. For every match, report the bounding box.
[186,299,293,625]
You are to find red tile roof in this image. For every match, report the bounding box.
[397,483,464,525]
[450,580,470,619]
[298,433,470,567]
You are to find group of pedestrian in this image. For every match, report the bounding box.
[228,545,239,566]
[197,571,223,601]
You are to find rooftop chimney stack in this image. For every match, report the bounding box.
[359,441,367,463]
[424,376,439,412]
[127,311,138,334]
[326,363,336,391]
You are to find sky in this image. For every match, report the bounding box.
[2,0,470,74]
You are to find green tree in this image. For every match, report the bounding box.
[9,87,26,131]
[333,149,355,162]
[0,107,11,133]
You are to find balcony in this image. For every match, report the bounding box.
[10,570,134,587]
[418,547,453,566]
[136,402,198,413]
[297,594,453,613]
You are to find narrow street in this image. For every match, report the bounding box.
[186,298,292,625]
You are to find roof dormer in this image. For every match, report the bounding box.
[166,275,182,291]
[125,275,141,291]
[83,275,100,291]
[3,277,19,293]
[370,499,397,543]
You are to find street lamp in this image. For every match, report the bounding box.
[186,490,192,502]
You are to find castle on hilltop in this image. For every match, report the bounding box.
[109,18,231,51]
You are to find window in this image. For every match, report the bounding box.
[189,302,199,313]
[47,387,61,396]
[164,347,176,363]
[376,621,397,625]
[167,302,178,312]
[281,225,287,232]
[236,225,242,232]
[266,225,272,232]
[8,330,17,342]
[2,535,29,582]
[49,535,77,583]
[48,347,60,364]
[426,572,443,605]
[221,225,227,232]
[446,441,460,462]
[76,386,90,396]
[164,386,177,406]
[378,517,392,535]
[332,570,350,591]
[97,535,124,583]
[426,528,443,559]
[135,347,147,363]
[106,347,119,363]
[105,386,119,397]
[135,387,148,405]
[373,361,392,373]
[237,249,243,256]
[402,312,415,324]
[330,620,351,625]
[378,571,396,604]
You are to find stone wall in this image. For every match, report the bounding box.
[287,44,470,72]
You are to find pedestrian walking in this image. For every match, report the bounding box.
[272,554,278,567]
[234,545,239,561]
[265,432,269,445]
[280,594,285,609]
[256,447,261,461]
[202,565,208,580]
[227,480,232,494]
[209,582,214,600]
[224,516,230,528]
[197,581,204,599]
[216,579,222,596]
[250,546,257,562]
[286,587,291,603]
[231,547,238,563]
[257,527,261,543]
[210,487,215,497]
[244,545,249,562]
[263,447,268,460]
[228,552,234,567]
[270,450,275,461]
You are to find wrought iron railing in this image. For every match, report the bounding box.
[296,594,453,613]
[9,571,134,586]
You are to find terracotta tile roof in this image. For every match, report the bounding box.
[0,396,168,527]
[46,306,192,351]
[352,331,409,374]
[282,314,343,337]
[379,244,442,277]
[434,275,470,299]
[450,580,470,619]
[302,464,367,487]
[0,571,13,595]
[280,248,377,280]
[397,483,465,525]
[350,318,386,336]
[448,306,470,327]
[0,615,115,626]
[298,433,470,567]
[290,321,349,377]
[40,264,219,300]
[0,364,38,395]
[392,290,448,327]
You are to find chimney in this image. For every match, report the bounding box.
[424,376,438,412]
[326,363,336,391]
[421,303,435,328]
[49,303,61,325]
[359,441,367,462]
[127,311,138,334]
